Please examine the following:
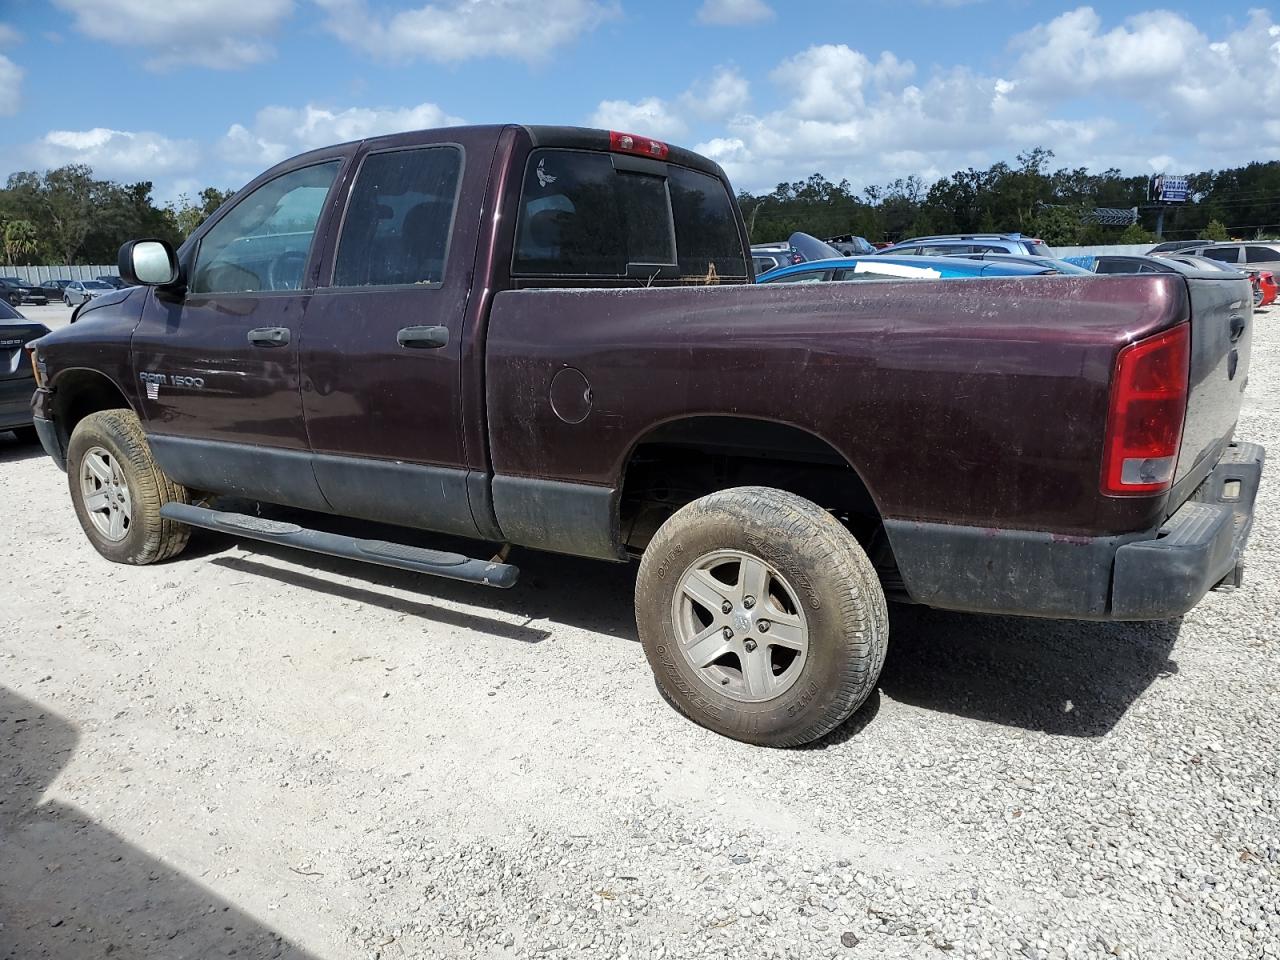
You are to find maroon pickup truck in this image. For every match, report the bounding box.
[28,124,1264,746]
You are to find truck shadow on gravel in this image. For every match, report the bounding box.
[0,434,46,464]
[870,606,1181,738]
[0,686,319,960]
[184,501,1180,741]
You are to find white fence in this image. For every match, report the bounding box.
[3,265,120,283]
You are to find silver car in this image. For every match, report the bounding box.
[63,280,116,306]
[1182,241,1280,277]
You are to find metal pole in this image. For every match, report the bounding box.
[1155,206,1165,239]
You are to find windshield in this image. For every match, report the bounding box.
[82,281,113,290]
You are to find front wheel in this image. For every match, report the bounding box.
[66,409,192,564]
[635,487,888,747]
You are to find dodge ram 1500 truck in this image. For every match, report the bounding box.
[28,125,1264,746]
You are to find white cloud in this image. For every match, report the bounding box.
[590,97,688,140]
[51,0,294,69]
[771,45,914,120]
[0,56,21,116]
[589,66,750,144]
[0,23,21,46]
[27,128,200,177]
[317,0,617,63]
[696,0,774,26]
[683,66,750,119]
[220,102,466,167]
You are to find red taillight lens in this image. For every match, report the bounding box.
[609,130,669,160]
[1100,323,1190,497]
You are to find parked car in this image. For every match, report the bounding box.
[1152,253,1273,307]
[1179,242,1280,277]
[62,280,117,306]
[750,242,801,274]
[1,298,52,442]
[945,252,1094,274]
[27,123,1263,747]
[877,233,1053,257]
[0,277,49,306]
[756,255,1055,284]
[823,234,876,256]
[96,275,127,289]
[37,278,74,299]
[1149,240,1207,254]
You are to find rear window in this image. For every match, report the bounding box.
[1245,246,1279,264]
[513,149,745,280]
[1201,247,1240,263]
[1025,241,1053,256]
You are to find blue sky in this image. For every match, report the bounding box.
[0,1,1276,202]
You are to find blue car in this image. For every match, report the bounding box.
[756,255,1056,284]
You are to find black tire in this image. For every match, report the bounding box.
[9,426,40,444]
[66,409,191,564]
[635,486,888,747]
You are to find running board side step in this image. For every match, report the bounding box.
[159,503,519,589]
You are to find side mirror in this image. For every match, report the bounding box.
[119,239,180,287]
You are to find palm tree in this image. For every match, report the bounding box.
[3,219,39,266]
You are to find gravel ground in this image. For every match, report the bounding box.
[1,305,1276,960]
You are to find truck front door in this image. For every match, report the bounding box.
[300,135,486,537]
[132,156,347,511]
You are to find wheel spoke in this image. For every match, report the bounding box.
[764,612,807,651]
[738,555,769,605]
[681,569,732,614]
[84,489,112,513]
[742,648,776,699]
[683,623,734,668]
[107,506,125,540]
[85,454,112,484]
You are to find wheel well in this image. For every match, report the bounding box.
[51,370,132,448]
[619,417,902,592]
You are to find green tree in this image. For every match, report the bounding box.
[1204,219,1229,241]
[167,186,235,239]
[1026,204,1084,247]
[1118,223,1158,244]
[2,219,38,265]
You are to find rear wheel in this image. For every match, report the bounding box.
[635,486,888,747]
[66,409,191,564]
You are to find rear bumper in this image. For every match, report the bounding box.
[885,441,1265,621]
[1111,442,1264,619]
[0,377,36,430]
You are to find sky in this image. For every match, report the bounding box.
[0,0,1277,203]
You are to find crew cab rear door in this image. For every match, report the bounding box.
[131,152,350,511]
[299,129,494,538]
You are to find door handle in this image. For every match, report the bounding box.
[248,327,291,347]
[1229,315,1246,343]
[397,325,449,349]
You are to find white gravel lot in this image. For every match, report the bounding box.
[1,303,1276,960]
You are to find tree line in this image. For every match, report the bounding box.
[742,149,1280,246]
[0,164,233,266]
[2,149,1278,265]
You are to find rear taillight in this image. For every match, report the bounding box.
[1100,323,1190,497]
[609,130,669,160]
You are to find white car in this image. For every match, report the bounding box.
[63,280,116,306]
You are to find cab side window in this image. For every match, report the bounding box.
[190,162,340,295]
[1245,246,1278,264]
[333,146,463,288]
[1201,247,1241,264]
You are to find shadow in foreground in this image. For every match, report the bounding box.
[0,432,47,464]
[0,686,320,960]
[877,604,1182,737]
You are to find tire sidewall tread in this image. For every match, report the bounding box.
[66,409,190,565]
[636,486,889,747]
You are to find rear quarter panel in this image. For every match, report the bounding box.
[485,274,1190,539]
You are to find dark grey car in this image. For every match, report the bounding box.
[0,299,51,441]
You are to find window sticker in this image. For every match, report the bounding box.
[536,158,557,188]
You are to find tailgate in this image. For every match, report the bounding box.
[0,324,46,381]
[1173,274,1253,505]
